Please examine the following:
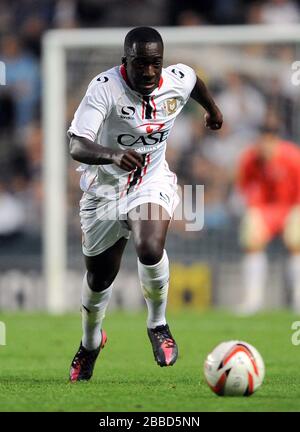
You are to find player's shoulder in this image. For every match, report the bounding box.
[164,63,196,83]
[239,145,258,163]
[279,140,300,159]
[279,140,299,151]
[163,63,197,98]
[87,66,124,95]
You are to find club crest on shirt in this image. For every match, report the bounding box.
[164,98,178,115]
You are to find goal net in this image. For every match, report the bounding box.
[42,26,300,312]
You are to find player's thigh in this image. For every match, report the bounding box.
[80,192,130,254]
[80,194,130,285]
[127,203,170,264]
[239,207,272,251]
[283,205,300,252]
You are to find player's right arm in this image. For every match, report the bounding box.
[68,75,143,171]
[69,135,143,171]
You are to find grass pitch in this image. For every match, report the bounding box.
[0,310,300,412]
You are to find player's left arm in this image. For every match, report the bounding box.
[190,76,223,130]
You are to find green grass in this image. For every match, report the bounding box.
[0,310,300,412]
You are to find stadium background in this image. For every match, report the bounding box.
[1,0,300,312]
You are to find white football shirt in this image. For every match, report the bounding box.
[68,63,196,199]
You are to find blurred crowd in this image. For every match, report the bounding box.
[1,0,300,242]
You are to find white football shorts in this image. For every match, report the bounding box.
[80,173,179,257]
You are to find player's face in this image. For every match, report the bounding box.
[256,131,279,159]
[124,42,163,95]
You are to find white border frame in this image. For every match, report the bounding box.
[42,25,300,312]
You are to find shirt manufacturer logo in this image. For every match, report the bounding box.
[159,192,170,204]
[120,106,136,119]
[171,68,185,79]
[97,76,109,83]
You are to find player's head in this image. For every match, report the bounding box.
[122,26,164,95]
[256,111,281,158]
[259,111,281,136]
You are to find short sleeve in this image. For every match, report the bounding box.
[68,75,112,142]
[168,63,197,102]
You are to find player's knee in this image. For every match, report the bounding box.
[283,205,300,251]
[239,208,269,251]
[87,270,117,292]
[136,239,164,265]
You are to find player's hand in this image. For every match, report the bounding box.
[204,109,223,130]
[112,149,143,171]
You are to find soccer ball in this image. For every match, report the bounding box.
[204,340,265,396]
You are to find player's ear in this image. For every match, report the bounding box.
[122,56,127,66]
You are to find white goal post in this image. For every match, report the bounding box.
[42,25,300,313]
